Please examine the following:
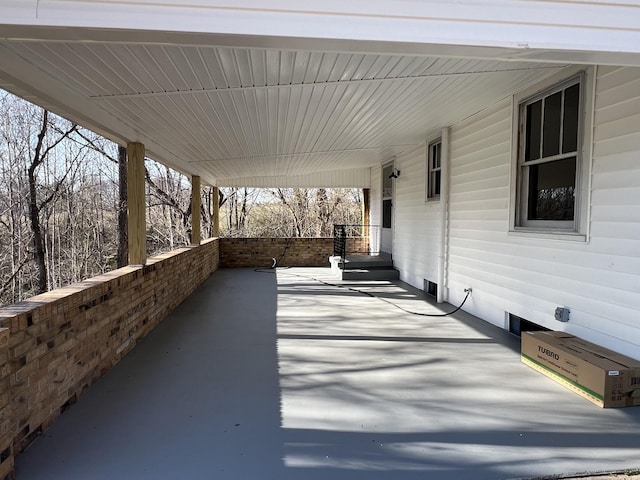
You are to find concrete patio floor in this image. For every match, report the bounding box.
[15,267,640,480]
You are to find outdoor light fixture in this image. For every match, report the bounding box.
[389,168,401,179]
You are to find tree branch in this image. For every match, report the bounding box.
[0,254,31,298]
[144,166,190,227]
[40,123,78,163]
[39,150,82,210]
[71,128,118,163]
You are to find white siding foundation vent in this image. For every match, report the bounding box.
[424,279,438,299]
[508,313,550,337]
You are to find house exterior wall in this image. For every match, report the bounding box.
[392,144,442,289]
[447,98,513,326]
[390,65,640,360]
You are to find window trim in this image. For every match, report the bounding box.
[426,137,442,202]
[517,74,581,230]
[509,66,594,240]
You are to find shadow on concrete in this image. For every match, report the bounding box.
[275,267,640,480]
[16,269,286,480]
[278,333,499,344]
[279,428,640,480]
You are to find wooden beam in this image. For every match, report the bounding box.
[212,186,220,237]
[117,145,128,268]
[127,142,146,265]
[191,176,201,245]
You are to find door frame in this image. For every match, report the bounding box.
[381,162,395,256]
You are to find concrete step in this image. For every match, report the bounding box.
[340,268,400,281]
[329,255,399,281]
[342,259,393,269]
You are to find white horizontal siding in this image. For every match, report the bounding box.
[447,99,512,328]
[440,67,640,359]
[586,65,640,355]
[391,144,442,290]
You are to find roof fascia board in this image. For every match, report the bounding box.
[2,29,640,68]
[1,1,640,64]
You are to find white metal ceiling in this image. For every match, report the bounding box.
[0,39,567,186]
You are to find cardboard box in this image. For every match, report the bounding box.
[521,331,640,408]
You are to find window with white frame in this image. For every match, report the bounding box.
[426,139,442,200]
[515,73,585,231]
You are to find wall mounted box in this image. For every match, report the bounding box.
[521,331,640,408]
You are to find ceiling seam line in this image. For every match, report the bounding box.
[89,65,567,99]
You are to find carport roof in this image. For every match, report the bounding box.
[2,2,640,187]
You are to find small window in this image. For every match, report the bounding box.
[426,139,442,200]
[516,76,582,230]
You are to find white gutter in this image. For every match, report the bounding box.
[437,126,450,304]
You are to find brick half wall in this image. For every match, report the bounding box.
[0,238,219,480]
[219,237,370,268]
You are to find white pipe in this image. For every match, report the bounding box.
[437,126,450,304]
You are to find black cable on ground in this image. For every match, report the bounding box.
[270,238,293,268]
[255,265,471,318]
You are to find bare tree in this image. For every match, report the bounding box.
[219,187,259,237]
[0,92,119,304]
[219,187,362,238]
[144,162,193,253]
[27,110,78,293]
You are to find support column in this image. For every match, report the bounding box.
[207,187,213,238]
[437,127,450,304]
[127,142,146,265]
[212,186,220,237]
[191,175,201,245]
[117,145,128,268]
